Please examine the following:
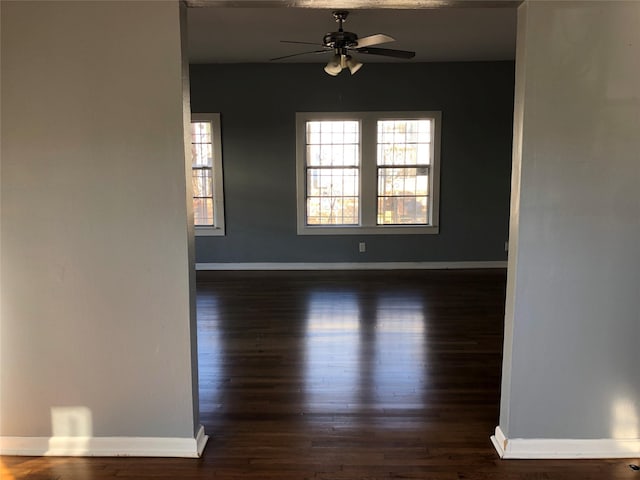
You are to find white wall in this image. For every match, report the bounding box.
[0,0,202,456]
[496,0,640,458]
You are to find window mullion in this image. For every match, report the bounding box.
[360,116,377,227]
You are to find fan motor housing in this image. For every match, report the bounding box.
[323,31,358,49]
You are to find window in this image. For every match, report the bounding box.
[305,120,360,225]
[296,112,441,235]
[191,113,225,236]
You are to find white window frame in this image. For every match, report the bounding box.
[191,113,225,236]
[296,111,441,235]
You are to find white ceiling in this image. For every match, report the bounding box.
[187,7,518,64]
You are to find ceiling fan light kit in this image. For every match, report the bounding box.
[323,54,342,76]
[272,10,415,76]
[346,56,363,75]
[324,53,363,76]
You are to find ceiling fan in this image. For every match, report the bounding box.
[271,11,416,76]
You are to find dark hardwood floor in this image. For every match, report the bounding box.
[3,270,638,479]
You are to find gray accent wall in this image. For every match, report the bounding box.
[190,62,514,264]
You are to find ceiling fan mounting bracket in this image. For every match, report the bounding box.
[324,10,357,48]
[332,11,349,24]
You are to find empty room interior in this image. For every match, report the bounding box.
[1,1,639,479]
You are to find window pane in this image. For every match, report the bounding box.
[192,120,213,168]
[307,196,358,225]
[306,121,359,167]
[306,167,359,225]
[193,197,214,226]
[192,168,213,197]
[191,122,211,142]
[377,167,429,225]
[416,143,431,165]
[192,142,213,167]
[377,196,428,225]
[307,144,360,167]
[377,119,431,166]
[377,167,429,196]
[307,168,359,198]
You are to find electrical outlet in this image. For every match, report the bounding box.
[359,242,366,253]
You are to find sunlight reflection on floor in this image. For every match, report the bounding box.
[304,290,428,421]
[374,294,426,411]
[197,294,223,410]
[0,458,16,480]
[305,291,361,412]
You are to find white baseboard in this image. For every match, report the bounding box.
[491,425,508,457]
[0,425,209,458]
[196,261,508,271]
[491,426,640,459]
[194,424,208,456]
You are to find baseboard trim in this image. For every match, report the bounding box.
[491,426,640,459]
[196,261,508,271]
[194,424,208,457]
[0,425,209,458]
[491,425,508,457]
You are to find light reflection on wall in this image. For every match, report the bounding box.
[51,406,93,437]
[304,292,360,413]
[197,294,222,411]
[47,406,93,455]
[611,395,639,440]
[374,295,425,411]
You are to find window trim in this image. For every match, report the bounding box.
[296,111,441,236]
[191,113,225,236]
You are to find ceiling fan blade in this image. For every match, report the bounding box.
[270,49,330,61]
[281,40,324,46]
[356,34,395,48]
[355,46,415,59]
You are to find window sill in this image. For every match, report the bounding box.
[297,225,439,236]
[195,226,225,237]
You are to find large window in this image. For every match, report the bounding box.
[191,113,225,236]
[296,112,440,235]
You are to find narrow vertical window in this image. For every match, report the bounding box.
[376,119,432,225]
[191,121,214,226]
[191,113,225,236]
[305,120,360,225]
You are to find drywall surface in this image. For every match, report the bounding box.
[190,61,514,264]
[500,0,640,440]
[1,1,198,439]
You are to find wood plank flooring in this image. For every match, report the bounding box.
[3,270,638,479]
